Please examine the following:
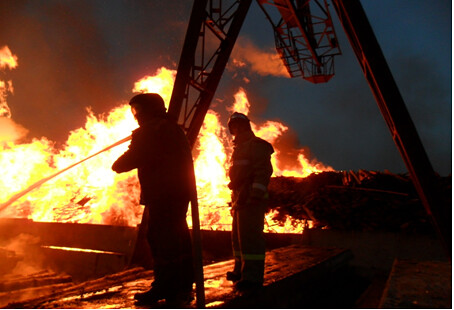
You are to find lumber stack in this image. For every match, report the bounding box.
[267,170,451,234]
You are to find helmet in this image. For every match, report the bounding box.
[129,93,166,120]
[228,112,251,134]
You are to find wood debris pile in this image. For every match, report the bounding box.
[267,170,451,234]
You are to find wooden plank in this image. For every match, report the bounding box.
[5,267,153,309]
[6,245,352,308]
[0,273,72,292]
[204,244,353,308]
[379,259,452,309]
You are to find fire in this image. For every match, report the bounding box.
[223,86,333,232]
[132,67,176,106]
[1,104,141,225]
[1,49,331,233]
[0,46,18,70]
[226,87,333,179]
[227,88,250,115]
[0,46,18,124]
[192,111,232,230]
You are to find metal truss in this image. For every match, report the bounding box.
[168,0,253,147]
[257,0,342,83]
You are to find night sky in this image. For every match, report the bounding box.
[0,0,451,176]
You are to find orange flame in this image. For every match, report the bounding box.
[227,87,250,115]
[1,63,332,233]
[0,59,27,142]
[0,46,18,70]
[192,110,232,230]
[224,86,332,232]
[0,46,18,119]
[132,67,176,107]
[228,86,334,178]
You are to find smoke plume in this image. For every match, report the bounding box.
[230,37,290,78]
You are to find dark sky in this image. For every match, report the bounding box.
[0,0,451,176]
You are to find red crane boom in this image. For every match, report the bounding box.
[256,0,342,83]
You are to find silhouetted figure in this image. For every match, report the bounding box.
[112,93,194,306]
[226,112,274,292]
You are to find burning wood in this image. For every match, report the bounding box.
[266,171,451,234]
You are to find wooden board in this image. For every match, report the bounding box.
[5,245,353,308]
[379,259,452,309]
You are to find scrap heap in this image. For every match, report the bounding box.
[267,170,451,234]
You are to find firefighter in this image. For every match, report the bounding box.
[112,93,195,306]
[226,112,274,291]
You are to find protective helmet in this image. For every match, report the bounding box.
[228,112,251,134]
[129,93,166,120]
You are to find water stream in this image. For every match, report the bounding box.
[0,135,132,213]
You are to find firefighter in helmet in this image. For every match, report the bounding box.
[226,112,274,291]
[112,93,195,306]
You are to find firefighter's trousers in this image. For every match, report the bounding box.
[146,199,194,294]
[231,201,266,284]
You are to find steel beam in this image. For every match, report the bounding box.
[167,0,209,123]
[168,0,253,148]
[331,0,451,254]
[167,1,253,307]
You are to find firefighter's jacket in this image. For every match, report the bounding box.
[112,116,194,215]
[228,130,274,209]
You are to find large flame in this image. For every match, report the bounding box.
[229,88,333,178]
[0,46,17,118]
[1,47,332,233]
[223,88,333,232]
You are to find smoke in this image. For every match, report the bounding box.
[230,37,290,78]
[0,1,193,147]
[0,1,450,175]
[2,233,46,276]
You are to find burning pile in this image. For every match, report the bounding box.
[266,170,450,234]
[1,47,333,233]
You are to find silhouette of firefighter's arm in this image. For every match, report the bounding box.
[112,124,160,173]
